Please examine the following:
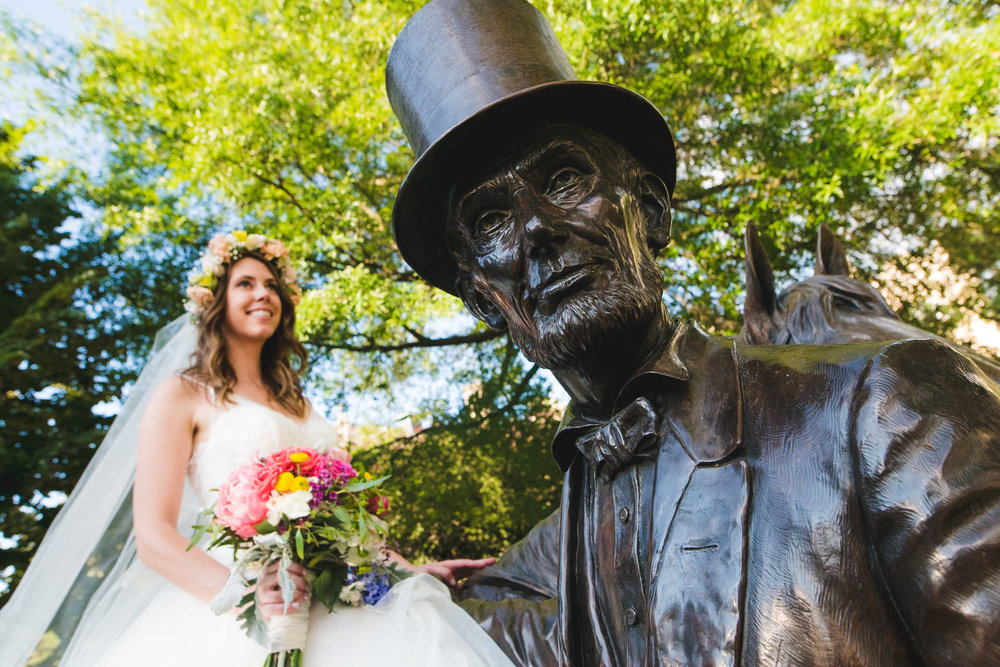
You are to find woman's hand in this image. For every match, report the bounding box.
[384,550,496,591]
[256,561,310,622]
[414,558,497,590]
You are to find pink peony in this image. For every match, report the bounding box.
[266,447,323,476]
[207,234,231,258]
[185,285,214,310]
[262,239,290,260]
[216,462,279,538]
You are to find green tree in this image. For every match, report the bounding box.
[552,0,1000,336]
[353,338,562,561]
[0,118,203,604]
[0,121,115,599]
[62,0,565,566]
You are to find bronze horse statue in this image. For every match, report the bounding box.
[739,221,1000,382]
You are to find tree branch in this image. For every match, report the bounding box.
[249,170,319,228]
[673,177,758,204]
[307,327,503,353]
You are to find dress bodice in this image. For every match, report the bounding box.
[187,395,340,507]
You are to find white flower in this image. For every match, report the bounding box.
[202,254,226,276]
[246,233,267,250]
[339,580,364,605]
[265,490,312,526]
[253,531,289,548]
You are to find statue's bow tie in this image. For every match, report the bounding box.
[575,397,660,481]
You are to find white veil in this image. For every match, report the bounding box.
[0,315,201,667]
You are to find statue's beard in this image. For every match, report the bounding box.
[510,256,664,372]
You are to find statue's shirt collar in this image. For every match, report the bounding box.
[551,321,736,471]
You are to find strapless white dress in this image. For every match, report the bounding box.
[89,396,514,667]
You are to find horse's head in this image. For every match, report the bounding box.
[740,223,1000,385]
[740,223,920,345]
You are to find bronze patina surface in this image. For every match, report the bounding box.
[385,1,1000,665]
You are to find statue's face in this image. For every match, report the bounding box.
[450,127,670,370]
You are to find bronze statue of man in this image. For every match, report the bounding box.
[385,1,1000,665]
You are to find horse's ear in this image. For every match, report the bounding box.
[815,223,851,276]
[743,221,780,344]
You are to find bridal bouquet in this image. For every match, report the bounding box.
[190,447,406,667]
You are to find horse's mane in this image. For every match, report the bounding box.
[777,274,899,345]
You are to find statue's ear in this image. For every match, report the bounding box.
[742,221,781,344]
[639,173,672,251]
[456,274,508,332]
[815,223,851,276]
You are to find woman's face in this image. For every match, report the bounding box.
[224,256,283,342]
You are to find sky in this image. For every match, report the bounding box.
[1,0,147,166]
[0,0,145,39]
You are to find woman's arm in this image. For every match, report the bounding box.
[132,376,230,604]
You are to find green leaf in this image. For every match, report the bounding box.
[185,522,209,551]
[294,528,305,560]
[312,564,348,612]
[254,520,278,535]
[342,475,390,493]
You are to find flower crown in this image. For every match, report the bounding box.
[185,230,302,317]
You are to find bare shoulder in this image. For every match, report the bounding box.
[142,374,213,430]
[149,374,208,407]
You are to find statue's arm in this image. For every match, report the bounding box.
[459,508,561,602]
[851,339,1000,665]
[459,596,561,667]
[457,509,563,666]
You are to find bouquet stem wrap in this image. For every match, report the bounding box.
[266,599,310,653]
[266,571,313,654]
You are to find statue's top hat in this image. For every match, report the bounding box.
[386,0,676,295]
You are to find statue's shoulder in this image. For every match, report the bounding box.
[731,335,988,388]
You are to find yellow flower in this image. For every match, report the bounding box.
[289,452,309,463]
[291,476,310,492]
[232,230,248,242]
[364,472,373,480]
[275,471,295,493]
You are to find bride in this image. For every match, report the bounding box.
[0,231,515,667]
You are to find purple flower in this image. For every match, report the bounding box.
[344,567,393,606]
[361,571,392,605]
[327,460,358,486]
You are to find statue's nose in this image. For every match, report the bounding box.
[524,212,568,258]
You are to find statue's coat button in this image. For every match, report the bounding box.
[625,607,639,626]
[618,507,630,523]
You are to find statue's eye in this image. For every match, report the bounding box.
[474,208,512,239]
[832,295,861,311]
[545,167,584,199]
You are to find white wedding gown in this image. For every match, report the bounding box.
[86,396,514,667]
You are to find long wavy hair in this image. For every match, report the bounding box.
[183,251,309,417]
